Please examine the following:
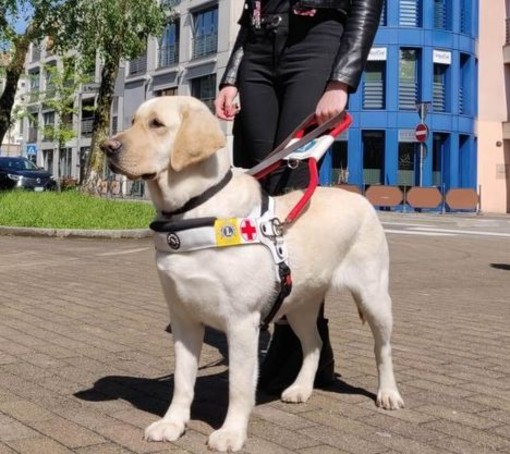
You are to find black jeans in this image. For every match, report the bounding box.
[235,12,345,195]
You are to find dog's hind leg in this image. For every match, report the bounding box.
[145,310,204,442]
[280,302,322,403]
[207,316,259,452]
[350,282,404,410]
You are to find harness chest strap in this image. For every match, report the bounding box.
[150,196,292,328]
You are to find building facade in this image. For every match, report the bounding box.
[11,0,510,212]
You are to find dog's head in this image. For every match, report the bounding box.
[100,96,226,180]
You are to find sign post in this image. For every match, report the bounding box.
[415,101,431,186]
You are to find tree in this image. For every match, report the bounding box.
[55,0,165,194]
[0,0,64,147]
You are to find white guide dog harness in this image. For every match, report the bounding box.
[150,170,292,328]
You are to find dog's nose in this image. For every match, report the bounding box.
[100,139,123,156]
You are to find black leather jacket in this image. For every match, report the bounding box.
[220,0,383,93]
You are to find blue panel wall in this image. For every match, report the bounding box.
[327,0,478,192]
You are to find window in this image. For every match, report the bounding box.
[28,118,38,143]
[399,49,419,110]
[363,131,385,185]
[459,0,471,34]
[331,140,349,184]
[459,54,469,115]
[42,111,55,141]
[59,148,73,178]
[399,0,421,27]
[398,143,415,186]
[433,63,448,112]
[31,43,41,63]
[81,100,95,137]
[159,20,180,67]
[433,0,450,30]
[192,7,218,59]
[191,74,216,110]
[129,50,147,76]
[156,87,178,96]
[432,133,448,186]
[44,64,57,99]
[380,0,387,26]
[29,70,40,102]
[363,61,385,109]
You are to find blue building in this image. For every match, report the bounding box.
[329,0,478,194]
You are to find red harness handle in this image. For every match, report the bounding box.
[254,113,353,225]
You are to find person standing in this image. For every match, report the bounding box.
[214,0,383,394]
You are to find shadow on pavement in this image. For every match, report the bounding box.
[490,263,510,271]
[74,326,376,428]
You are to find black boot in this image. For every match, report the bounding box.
[257,316,336,394]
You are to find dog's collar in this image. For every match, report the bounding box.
[161,170,233,217]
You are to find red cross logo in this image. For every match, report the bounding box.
[240,219,257,241]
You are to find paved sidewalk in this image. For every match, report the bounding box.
[0,216,510,453]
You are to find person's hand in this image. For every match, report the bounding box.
[214,85,240,121]
[315,81,350,125]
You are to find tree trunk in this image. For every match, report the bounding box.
[0,38,30,146]
[80,60,119,195]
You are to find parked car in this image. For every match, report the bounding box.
[0,157,57,191]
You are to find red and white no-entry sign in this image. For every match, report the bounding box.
[415,123,429,143]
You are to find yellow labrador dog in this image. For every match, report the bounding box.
[101,96,403,452]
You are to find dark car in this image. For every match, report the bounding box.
[0,157,57,191]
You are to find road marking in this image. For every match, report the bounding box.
[96,247,151,257]
[384,229,457,237]
[409,227,510,238]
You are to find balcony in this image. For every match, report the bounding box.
[161,0,180,8]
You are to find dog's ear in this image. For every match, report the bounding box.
[170,106,226,172]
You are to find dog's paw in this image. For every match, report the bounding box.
[144,419,185,442]
[281,384,313,403]
[207,428,246,452]
[376,388,405,410]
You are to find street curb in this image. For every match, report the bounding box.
[0,226,152,239]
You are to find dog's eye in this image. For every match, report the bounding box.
[150,118,165,128]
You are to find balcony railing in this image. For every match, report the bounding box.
[158,44,179,68]
[458,86,464,114]
[192,33,218,59]
[506,18,510,45]
[129,54,147,76]
[81,119,94,137]
[398,81,417,110]
[363,81,385,109]
[161,0,180,8]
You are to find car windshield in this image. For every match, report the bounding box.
[0,158,39,171]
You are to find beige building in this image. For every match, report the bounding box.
[478,0,510,213]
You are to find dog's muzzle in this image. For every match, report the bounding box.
[100,139,123,156]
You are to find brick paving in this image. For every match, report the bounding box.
[0,214,510,453]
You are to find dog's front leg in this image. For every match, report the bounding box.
[145,310,204,442]
[207,317,259,452]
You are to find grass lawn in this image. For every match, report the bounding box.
[0,190,155,229]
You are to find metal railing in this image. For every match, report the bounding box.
[81,119,94,137]
[506,18,510,45]
[158,44,179,68]
[129,54,147,76]
[192,33,218,59]
[433,1,447,29]
[161,0,180,8]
